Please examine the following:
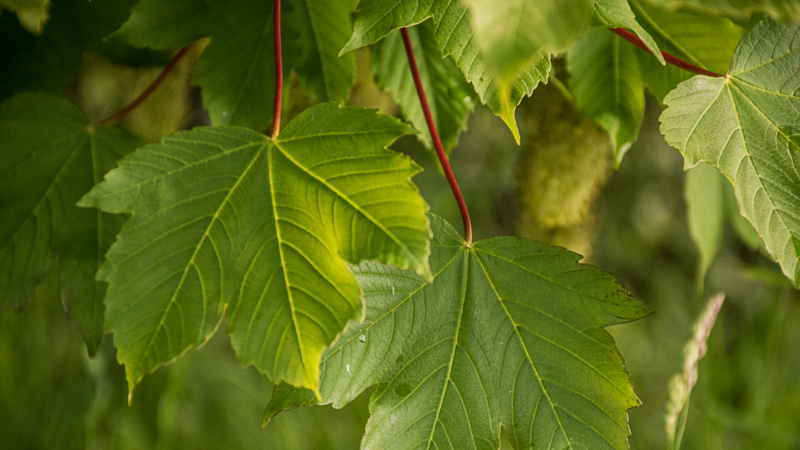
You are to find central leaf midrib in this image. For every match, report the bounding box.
[1,128,88,251]
[424,248,468,450]
[471,249,572,449]
[267,146,308,385]
[272,143,423,272]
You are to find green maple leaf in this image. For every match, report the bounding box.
[372,22,475,155]
[630,0,745,102]
[568,29,646,168]
[79,103,431,393]
[0,93,142,355]
[661,19,800,285]
[340,0,550,144]
[265,215,652,449]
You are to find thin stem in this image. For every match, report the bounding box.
[610,28,724,78]
[400,27,472,245]
[101,45,192,126]
[271,0,283,138]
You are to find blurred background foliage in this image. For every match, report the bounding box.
[1,25,799,450]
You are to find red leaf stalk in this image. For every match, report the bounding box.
[101,45,192,126]
[400,27,473,245]
[610,28,724,78]
[271,0,283,138]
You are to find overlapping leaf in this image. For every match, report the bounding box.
[685,162,726,283]
[341,0,550,143]
[283,0,358,102]
[0,0,50,34]
[265,215,652,449]
[0,0,138,101]
[592,0,663,64]
[630,0,745,102]
[661,19,800,285]
[568,29,645,167]
[112,0,358,130]
[461,0,592,79]
[79,103,431,392]
[0,93,142,354]
[372,22,474,155]
[110,0,220,49]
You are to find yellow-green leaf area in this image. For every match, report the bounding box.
[79,103,431,393]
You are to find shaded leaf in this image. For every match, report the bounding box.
[592,0,664,64]
[661,19,800,285]
[0,0,50,34]
[568,29,645,167]
[723,182,767,252]
[111,0,275,130]
[372,22,474,155]
[685,162,725,285]
[630,0,745,102]
[110,0,220,49]
[192,0,277,130]
[461,0,592,79]
[341,0,550,143]
[79,103,430,392]
[0,0,137,101]
[267,215,652,449]
[113,0,360,130]
[284,0,358,102]
[0,93,142,354]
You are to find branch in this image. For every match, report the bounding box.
[271,0,283,138]
[400,27,473,245]
[101,45,192,126]
[610,28,724,78]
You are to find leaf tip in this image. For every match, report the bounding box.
[338,36,360,57]
[500,111,521,145]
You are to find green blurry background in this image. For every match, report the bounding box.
[1,51,799,450]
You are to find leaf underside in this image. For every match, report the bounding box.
[79,103,431,392]
[661,19,800,285]
[267,214,652,450]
